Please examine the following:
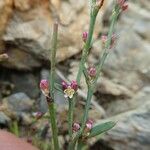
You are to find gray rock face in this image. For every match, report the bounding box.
[5,92,33,113]
[11,72,40,99]
[3,15,52,60]
[99,101,150,150]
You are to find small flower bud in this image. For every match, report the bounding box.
[101,34,116,48]
[70,80,78,91]
[61,81,68,90]
[85,119,94,131]
[117,0,128,11]
[122,3,128,11]
[82,31,88,43]
[72,122,80,132]
[40,79,49,96]
[88,66,97,78]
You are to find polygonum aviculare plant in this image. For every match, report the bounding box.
[39,0,128,149]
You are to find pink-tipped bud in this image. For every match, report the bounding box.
[85,119,94,131]
[122,3,128,11]
[70,80,78,91]
[33,112,43,119]
[82,31,88,43]
[72,122,80,132]
[87,119,94,125]
[40,79,49,96]
[101,34,116,48]
[88,66,97,78]
[117,0,128,11]
[61,81,68,90]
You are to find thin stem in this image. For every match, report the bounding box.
[68,99,73,139]
[76,11,97,84]
[95,6,119,83]
[70,87,93,148]
[50,23,58,99]
[49,23,59,150]
[48,104,59,150]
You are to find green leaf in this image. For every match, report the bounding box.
[88,121,116,138]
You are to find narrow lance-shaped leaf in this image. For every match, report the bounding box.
[88,121,116,138]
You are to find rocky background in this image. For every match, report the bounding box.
[0,0,150,150]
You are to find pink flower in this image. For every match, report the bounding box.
[82,31,88,43]
[61,81,68,90]
[70,80,78,91]
[85,119,94,131]
[88,66,97,78]
[117,0,128,11]
[40,79,49,96]
[72,122,80,132]
[62,80,78,99]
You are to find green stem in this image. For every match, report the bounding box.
[50,23,58,99]
[70,87,93,148]
[48,103,59,150]
[76,11,97,84]
[49,23,59,150]
[95,6,119,83]
[68,99,73,139]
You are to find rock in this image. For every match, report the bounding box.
[0,0,13,45]
[95,101,150,150]
[104,86,150,116]
[0,0,12,52]
[97,77,133,98]
[10,71,40,99]
[2,0,52,70]
[103,28,150,92]
[1,47,41,70]
[121,1,150,40]
[0,112,10,126]
[14,0,32,11]
[1,0,103,70]
[2,93,34,120]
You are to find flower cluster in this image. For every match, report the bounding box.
[117,0,128,11]
[62,80,78,99]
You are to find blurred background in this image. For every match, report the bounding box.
[0,0,150,150]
